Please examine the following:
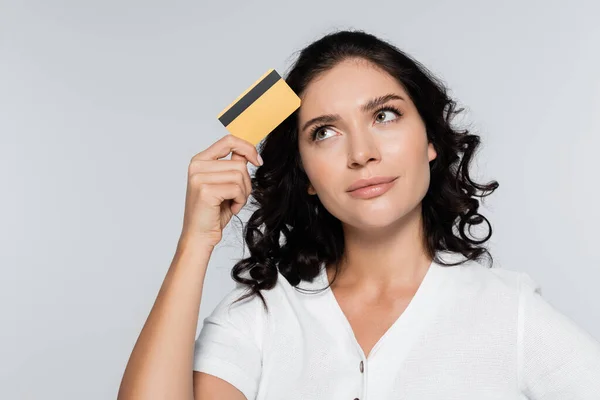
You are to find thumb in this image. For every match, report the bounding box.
[230,153,247,163]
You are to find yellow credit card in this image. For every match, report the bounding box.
[217,69,301,146]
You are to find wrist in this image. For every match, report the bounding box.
[177,237,215,255]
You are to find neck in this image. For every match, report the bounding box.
[328,204,432,291]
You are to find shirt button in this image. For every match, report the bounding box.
[359,360,364,373]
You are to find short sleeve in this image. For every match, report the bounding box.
[518,272,600,399]
[193,282,265,400]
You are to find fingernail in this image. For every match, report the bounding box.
[257,154,264,166]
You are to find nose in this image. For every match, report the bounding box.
[347,131,381,168]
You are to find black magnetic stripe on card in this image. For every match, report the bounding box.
[218,69,282,127]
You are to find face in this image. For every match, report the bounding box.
[297,58,437,230]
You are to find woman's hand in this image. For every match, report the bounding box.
[179,134,263,248]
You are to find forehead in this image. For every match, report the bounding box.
[298,59,407,118]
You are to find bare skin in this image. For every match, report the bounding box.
[325,262,427,358]
[118,56,438,399]
[297,58,438,357]
[117,134,262,400]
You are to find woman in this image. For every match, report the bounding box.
[118,29,600,399]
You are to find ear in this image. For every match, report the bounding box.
[427,142,437,162]
[307,183,316,195]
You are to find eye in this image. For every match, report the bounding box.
[310,126,335,142]
[375,108,401,124]
[309,106,403,142]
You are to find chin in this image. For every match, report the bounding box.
[346,206,409,230]
[357,215,402,230]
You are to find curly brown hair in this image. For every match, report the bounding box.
[228,29,499,312]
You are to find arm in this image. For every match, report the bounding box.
[117,239,245,400]
[519,272,600,399]
[194,372,247,400]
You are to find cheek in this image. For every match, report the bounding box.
[382,131,431,190]
[383,122,429,161]
[403,148,433,201]
[302,155,332,190]
[304,157,340,190]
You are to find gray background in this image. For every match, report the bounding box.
[1,0,599,398]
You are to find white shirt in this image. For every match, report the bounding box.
[193,251,600,399]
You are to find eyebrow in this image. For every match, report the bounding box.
[300,93,406,133]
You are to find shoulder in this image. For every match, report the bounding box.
[198,271,310,359]
[204,273,294,328]
[201,282,270,349]
[194,282,271,400]
[438,253,537,305]
[211,272,298,314]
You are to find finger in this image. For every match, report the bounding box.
[189,161,251,196]
[195,134,261,167]
[230,151,263,170]
[199,182,246,213]
[190,170,250,199]
[213,182,247,213]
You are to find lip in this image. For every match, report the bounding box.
[347,179,397,199]
[346,176,398,192]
